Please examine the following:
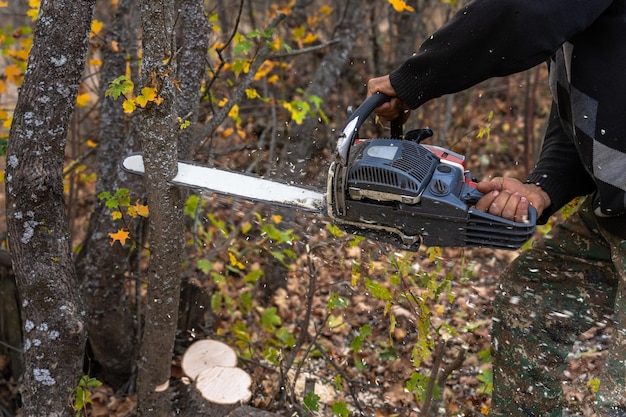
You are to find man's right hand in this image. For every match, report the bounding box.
[475,177,551,222]
[367,75,410,121]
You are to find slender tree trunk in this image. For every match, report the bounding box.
[136,1,184,415]
[75,0,139,389]
[4,0,95,415]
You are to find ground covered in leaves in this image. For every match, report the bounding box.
[0,176,612,417]
[16,201,607,416]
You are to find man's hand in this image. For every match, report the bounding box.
[475,177,551,222]
[367,75,410,121]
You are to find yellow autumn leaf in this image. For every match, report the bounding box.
[228,252,244,270]
[140,86,157,102]
[122,99,136,114]
[228,104,240,121]
[302,33,318,44]
[89,58,102,67]
[4,65,22,84]
[267,74,279,84]
[0,2,8,7]
[86,139,98,148]
[426,246,442,263]
[220,127,234,138]
[388,0,415,12]
[76,93,90,107]
[0,171,4,182]
[319,5,333,15]
[112,211,123,220]
[135,94,148,108]
[0,80,6,94]
[133,201,149,217]
[8,48,29,62]
[218,97,228,107]
[245,88,259,99]
[3,117,12,129]
[271,215,282,224]
[109,229,130,246]
[91,19,104,37]
[253,60,274,81]
[27,0,40,20]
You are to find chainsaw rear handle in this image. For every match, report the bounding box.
[464,185,538,225]
[336,93,403,163]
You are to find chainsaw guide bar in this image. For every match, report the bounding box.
[121,154,326,213]
[122,93,536,250]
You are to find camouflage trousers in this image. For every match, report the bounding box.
[489,196,626,417]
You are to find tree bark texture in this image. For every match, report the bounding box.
[4,0,95,415]
[75,0,140,389]
[136,1,184,415]
[174,0,211,159]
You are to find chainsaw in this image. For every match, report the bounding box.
[122,93,536,250]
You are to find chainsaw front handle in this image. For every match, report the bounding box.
[336,93,403,163]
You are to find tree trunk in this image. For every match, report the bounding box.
[279,0,368,180]
[4,0,95,415]
[136,1,184,415]
[75,0,139,389]
[175,0,211,159]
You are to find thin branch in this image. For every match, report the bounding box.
[0,339,22,353]
[198,12,286,152]
[269,39,340,59]
[421,339,447,416]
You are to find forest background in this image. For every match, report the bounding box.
[0,0,601,416]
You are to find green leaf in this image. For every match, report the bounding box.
[197,259,212,274]
[262,224,295,244]
[105,75,134,100]
[210,292,222,312]
[275,327,296,346]
[334,374,342,391]
[477,368,493,394]
[233,39,252,55]
[328,292,348,311]
[261,306,281,331]
[326,223,344,238]
[331,401,349,417]
[349,323,371,352]
[365,278,392,301]
[97,191,111,200]
[243,269,264,284]
[184,194,200,218]
[303,391,320,412]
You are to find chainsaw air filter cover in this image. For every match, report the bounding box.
[346,139,439,204]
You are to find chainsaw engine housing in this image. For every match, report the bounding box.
[329,138,536,250]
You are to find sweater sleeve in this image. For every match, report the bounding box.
[389,0,613,109]
[525,102,597,224]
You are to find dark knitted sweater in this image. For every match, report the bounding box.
[389,0,626,230]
